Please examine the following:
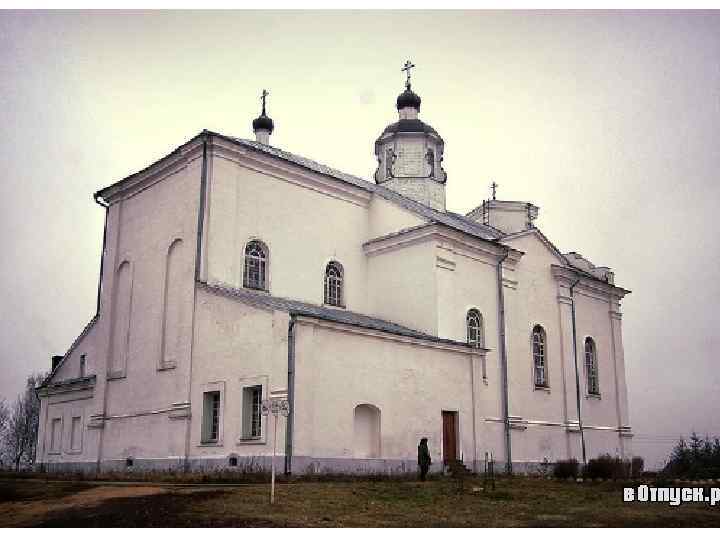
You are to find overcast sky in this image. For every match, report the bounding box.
[1,10,718,468]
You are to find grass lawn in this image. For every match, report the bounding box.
[0,475,718,527]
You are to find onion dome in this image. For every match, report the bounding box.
[396,87,421,111]
[253,89,274,135]
[252,113,274,133]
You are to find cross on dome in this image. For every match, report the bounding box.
[260,89,269,116]
[401,60,416,89]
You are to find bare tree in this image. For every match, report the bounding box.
[0,398,8,469]
[0,398,7,431]
[2,374,45,471]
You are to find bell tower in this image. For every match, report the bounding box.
[374,61,447,212]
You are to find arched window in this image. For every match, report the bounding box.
[532,325,548,388]
[353,404,381,458]
[243,240,268,290]
[111,260,132,375]
[585,337,599,395]
[466,309,483,348]
[324,261,344,307]
[161,239,184,369]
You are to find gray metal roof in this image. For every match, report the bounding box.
[202,282,475,349]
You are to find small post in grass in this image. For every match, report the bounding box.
[484,451,495,491]
[262,397,290,505]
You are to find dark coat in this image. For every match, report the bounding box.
[418,440,431,468]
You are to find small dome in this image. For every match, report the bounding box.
[252,114,274,133]
[396,87,421,111]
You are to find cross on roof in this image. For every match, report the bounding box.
[401,60,416,89]
[491,181,498,200]
[260,89,269,115]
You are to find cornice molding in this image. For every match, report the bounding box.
[486,416,632,433]
[88,402,191,424]
[97,138,205,204]
[37,375,96,397]
[363,223,517,264]
[551,264,630,299]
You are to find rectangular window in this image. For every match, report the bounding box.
[80,355,86,378]
[70,416,82,451]
[201,391,221,443]
[242,385,263,439]
[50,418,62,452]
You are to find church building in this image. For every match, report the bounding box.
[37,64,633,475]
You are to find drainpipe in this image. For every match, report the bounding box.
[284,314,297,475]
[569,278,587,466]
[93,196,110,316]
[184,133,210,472]
[195,133,209,282]
[496,248,512,474]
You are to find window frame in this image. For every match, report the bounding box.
[49,416,63,455]
[199,383,224,446]
[532,325,549,389]
[241,385,264,440]
[466,309,484,348]
[242,240,269,291]
[323,260,345,308]
[236,376,268,446]
[584,336,600,396]
[69,415,83,453]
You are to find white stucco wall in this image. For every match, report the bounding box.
[189,287,290,465]
[205,150,371,313]
[366,240,437,335]
[292,319,499,472]
[367,196,425,239]
[502,232,630,463]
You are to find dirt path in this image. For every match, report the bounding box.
[0,485,166,527]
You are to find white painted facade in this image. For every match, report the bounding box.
[37,90,632,474]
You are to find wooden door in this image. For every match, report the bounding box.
[442,411,457,463]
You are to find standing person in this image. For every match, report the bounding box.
[418,437,431,481]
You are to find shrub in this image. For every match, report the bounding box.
[553,459,579,479]
[584,454,629,480]
[663,434,720,479]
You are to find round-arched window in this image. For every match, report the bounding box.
[466,309,483,348]
[324,261,344,307]
[243,240,268,290]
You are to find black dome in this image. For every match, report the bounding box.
[252,114,274,133]
[396,87,421,111]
